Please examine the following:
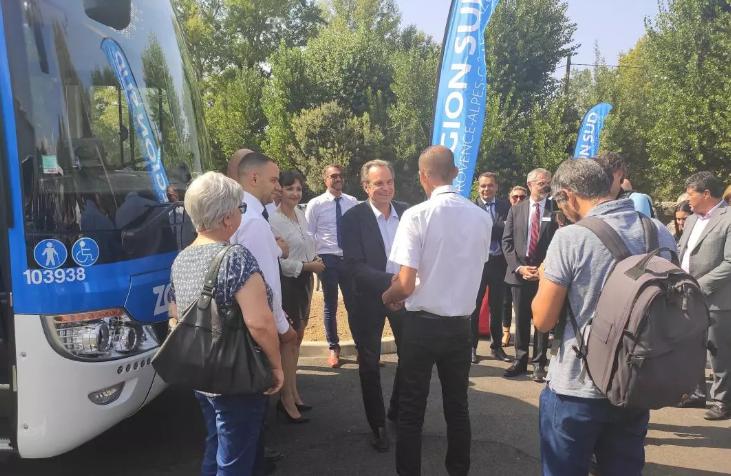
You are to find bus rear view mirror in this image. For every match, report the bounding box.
[83,0,131,31]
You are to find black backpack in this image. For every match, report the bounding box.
[567,215,709,409]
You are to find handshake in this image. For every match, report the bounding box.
[382,274,405,312]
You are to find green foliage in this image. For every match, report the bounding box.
[173,0,730,203]
[601,0,731,200]
[486,0,577,112]
[289,101,384,196]
[479,0,577,193]
[204,66,266,161]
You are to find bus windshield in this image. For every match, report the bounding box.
[3,0,209,266]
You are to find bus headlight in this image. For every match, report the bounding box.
[42,309,160,361]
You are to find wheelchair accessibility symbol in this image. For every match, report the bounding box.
[71,238,100,267]
[33,239,68,269]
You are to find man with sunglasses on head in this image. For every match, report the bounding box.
[305,164,358,367]
[500,186,529,347]
[470,172,511,364]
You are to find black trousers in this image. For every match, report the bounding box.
[512,282,549,366]
[470,255,507,350]
[397,313,471,476]
[349,304,403,433]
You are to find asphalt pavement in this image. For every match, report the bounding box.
[2,341,730,476]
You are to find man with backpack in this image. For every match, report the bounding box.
[530,159,679,475]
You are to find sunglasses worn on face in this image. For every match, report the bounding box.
[511,194,527,200]
[238,203,247,214]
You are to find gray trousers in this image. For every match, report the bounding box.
[694,310,731,403]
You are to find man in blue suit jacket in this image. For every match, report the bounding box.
[341,160,409,452]
[471,172,512,364]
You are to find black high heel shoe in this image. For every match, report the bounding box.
[296,403,313,412]
[277,400,310,424]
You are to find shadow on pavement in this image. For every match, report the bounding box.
[2,355,728,475]
[646,422,731,450]
[644,463,731,476]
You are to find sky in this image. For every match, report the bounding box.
[395,0,660,68]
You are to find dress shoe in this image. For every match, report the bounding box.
[370,426,390,452]
[296,403,313,412]
[327,349,341,368]
[677,395,706,409]
[491,347,512,362]
[276,400,310,424]
[264,460,277,475]
[704,402,731,420]
[503,361,528,378]
[264,447,283,463]
[532,365,547,383]
[471,348,479,364]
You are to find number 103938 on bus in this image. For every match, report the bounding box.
[22,268,87,285]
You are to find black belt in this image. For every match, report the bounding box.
[410,310,470,320]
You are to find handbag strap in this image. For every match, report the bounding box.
[199,244,234,308]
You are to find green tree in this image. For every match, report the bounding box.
[289,101,384,197]
[643,0,731,196]
[204,66,266,161]
[478,0,577,190]
[486,0,577,112]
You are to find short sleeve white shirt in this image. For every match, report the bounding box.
[389,185,492,316]
[304,190,358,256]
[231,191,290,334]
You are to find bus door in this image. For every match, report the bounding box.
[0,108,16,452]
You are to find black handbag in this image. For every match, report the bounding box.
[152,245,273,394]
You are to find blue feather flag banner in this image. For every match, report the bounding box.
[573,102,613,159]
[432,0,499,196]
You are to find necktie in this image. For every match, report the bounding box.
[485,201,500,255]
[485,201,495,220]
[527,202,541,261]
[335,197,343,248]
[262,207,269,221]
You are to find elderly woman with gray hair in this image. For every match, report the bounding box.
[167,171,283,476]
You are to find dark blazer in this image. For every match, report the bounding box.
[678,202,731,311]
[474,197,510,246]
[341,200,410,302]
[502,198,558,286]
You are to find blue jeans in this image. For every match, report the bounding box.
[539,387,649,476]
[194,391,267,476]
[319,254,353,350]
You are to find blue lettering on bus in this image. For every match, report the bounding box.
[101,38,169,202]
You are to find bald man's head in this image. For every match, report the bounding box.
[419,145,457,184]
[227,148,254,180]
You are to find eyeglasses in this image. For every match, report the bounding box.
[238,203,247,214]
[510,194,527,201]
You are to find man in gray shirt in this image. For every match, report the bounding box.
[531,159,676,475]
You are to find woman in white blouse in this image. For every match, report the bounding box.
[270,170,325,421]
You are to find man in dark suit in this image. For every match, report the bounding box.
[341,159,409,452]
[677,171,731,420]
[471,172,511,364]
[502,168,558,381]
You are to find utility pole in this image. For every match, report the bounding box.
[564,54,572,97]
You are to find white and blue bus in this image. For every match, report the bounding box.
[0,0,209,457]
